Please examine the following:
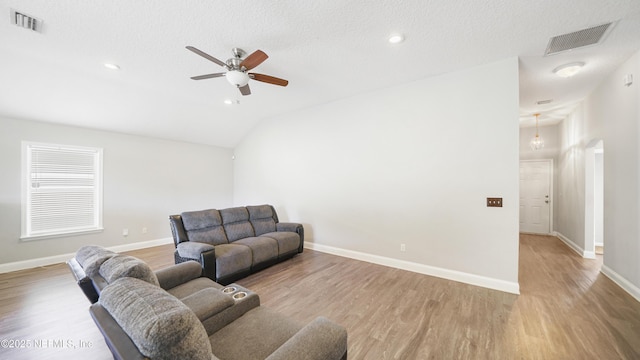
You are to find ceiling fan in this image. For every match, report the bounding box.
[186,46,289,96]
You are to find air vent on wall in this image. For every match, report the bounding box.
[544,22,614,56]
[10,9,43,33]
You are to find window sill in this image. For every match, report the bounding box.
[20,228,104,242]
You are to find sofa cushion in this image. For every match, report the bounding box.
[99,277,212,360]
[182,209,228,245]
[208,307,302,360]
[99,254,160,286]
[262,232,301,256]
[234,237,279,266]
[247,205,277,236]
[221,207,255,241]
[220,207,249,223]
[215,244,252,278]
[167,277,223,299]
[75,245,117,277]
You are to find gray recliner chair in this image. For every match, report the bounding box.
[69,246,348,360]
[91,277,348,360]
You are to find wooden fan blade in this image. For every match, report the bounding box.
[249,73,289,87]
[186,46,228,68]
[240,50,268,70]
[239,84,251,96]
[190,73,225,80]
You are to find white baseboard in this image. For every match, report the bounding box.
[304,241,520,295]
[554,232,596,259]
[601,265,640,303]
[0,238,173,274]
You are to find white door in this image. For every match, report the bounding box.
[520,160,552,234]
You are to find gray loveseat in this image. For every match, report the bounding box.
[70,246,347,360]
[169,204,304,284]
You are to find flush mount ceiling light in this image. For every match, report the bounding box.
[103,63,120,70]
[530,113,545,151]
[388,34,405,44]
[224,99,239,105]
[553,62,585,78]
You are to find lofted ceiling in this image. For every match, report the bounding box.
[0,0,639,147]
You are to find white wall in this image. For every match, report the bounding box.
[594,151,604,246]
[234,58,520,292]
[555,105,590,249]
[587,51,640,293]
[554,50,640,298]
[0,117,234,265]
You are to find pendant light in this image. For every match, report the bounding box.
[530,113,545,150]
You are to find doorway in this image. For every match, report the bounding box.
[519,160,553,234]
[585,140,604,256]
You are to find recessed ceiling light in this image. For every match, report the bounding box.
[224,99,239,105]
[553,62,585,78]
[388,34,405,44]
[103,63,120,70]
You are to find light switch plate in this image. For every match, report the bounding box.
[487,198,503,207]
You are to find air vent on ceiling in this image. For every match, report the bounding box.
[536,99,553,105]
[544,22,614,56]
[10,9,43,33]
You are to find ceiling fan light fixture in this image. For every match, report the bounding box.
[226,70,250,87]
[187,46,288,96]
[553,62,585,78]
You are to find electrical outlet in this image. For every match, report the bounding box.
[400,243,406,252]
[487,198,503,207]
[142,227,148,234]
[122,228,129,236]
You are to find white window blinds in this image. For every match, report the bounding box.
[22,142,103,239]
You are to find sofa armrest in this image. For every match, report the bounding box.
[155,261,203,290]
[176,242,217,281]
[199,284,261,335]
[89,303,146,360]
[276,222,304,252]
[176,241,215,259]
[181,288,234,321]
[266,317,348,360]
[169,214,189,246]
[67,257,99,303]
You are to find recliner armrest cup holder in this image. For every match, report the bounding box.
[222,286,237,294]
[221,284,253,302]
[232,292,247,300]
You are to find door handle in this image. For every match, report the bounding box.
[545,200,549,204]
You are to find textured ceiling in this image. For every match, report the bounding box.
[0,0,639,146]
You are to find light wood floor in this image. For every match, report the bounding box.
[1,234,639,359]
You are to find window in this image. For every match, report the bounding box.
[21,142,103,240]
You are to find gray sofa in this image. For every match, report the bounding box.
[169,204,304,285]
[70,246,347,360]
